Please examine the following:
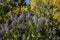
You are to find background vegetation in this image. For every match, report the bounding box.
[0,0,60,40]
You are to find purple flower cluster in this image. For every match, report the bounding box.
[0,12,57,40]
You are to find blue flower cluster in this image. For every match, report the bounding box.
[0,12,58,40]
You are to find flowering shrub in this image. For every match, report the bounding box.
[0,0,60,40]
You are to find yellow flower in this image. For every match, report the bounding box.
[31,0,43,15]
[53,13,60,20]
[52,0,60,7]
[21,6,28,12]
[55,0,60,7]
[53,14,58,19]
[13,7,21,13]
[13,6,28,13]
[52,0,56,4]
[53,7,60,19]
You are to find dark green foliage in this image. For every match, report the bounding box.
[56,29,60,37]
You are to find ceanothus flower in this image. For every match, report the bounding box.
[18,13,25,21]
[26,12,32,20]
[4,20,8,30]
[11,20,16,25]
[18,23,25,29]
[38,16,45,24]
[45,17,49,26]
[11,15,18,25]
[14,15,18,20]
[33,15,38,23]
[46,18,49,23]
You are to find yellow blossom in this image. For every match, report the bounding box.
[52,0,56,4]
[13,7,21,13]
[55,0,60,7]
[53,11,60,20]
[21,6,28,12]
